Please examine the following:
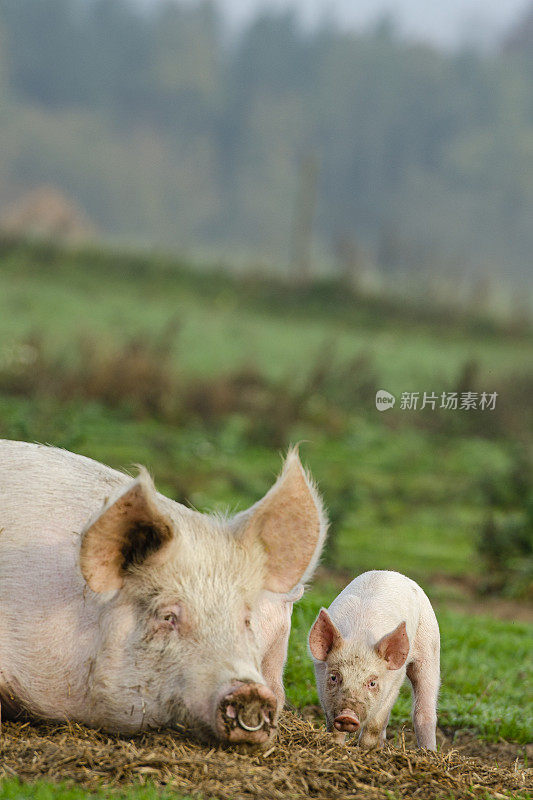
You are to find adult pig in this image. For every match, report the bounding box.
[0,441,326,746]
[309,570,440,750]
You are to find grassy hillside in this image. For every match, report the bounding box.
[1,242,532,385]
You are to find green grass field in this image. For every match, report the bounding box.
[0,242,531,798]
[0,780,528,800]
[1,243,532,386]
[0,782,193,800]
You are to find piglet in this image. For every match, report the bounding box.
[308,570,440,750]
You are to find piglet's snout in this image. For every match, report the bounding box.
[217,682,277,744]
[334,708,360,732]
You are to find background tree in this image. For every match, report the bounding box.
[0,0,532,281]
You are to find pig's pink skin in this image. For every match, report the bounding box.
[309,570,440,750]
[253,585,304,709]
[230,472,327,712]
[0,441,326,743]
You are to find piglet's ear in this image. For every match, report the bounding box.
[80,468,173,593]
[375,621,409,670]
[308,608,343,661]
[235,448,327,593]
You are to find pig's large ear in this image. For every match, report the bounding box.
[308,608,343,661]
[234,448,327,592]
[80,468,173,593]
[375,622,409,670]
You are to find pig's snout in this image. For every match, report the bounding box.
[334,708,360,733]
[217,682,277,744]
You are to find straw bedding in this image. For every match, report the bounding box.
[0,712,530,799]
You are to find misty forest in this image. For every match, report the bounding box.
[0,0,533,281]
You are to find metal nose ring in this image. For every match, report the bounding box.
[237,710,264,731]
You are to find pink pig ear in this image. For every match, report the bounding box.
[234,448,328,593]
[308,608,343,661]
[375,621,410,670]
[80,467,174,593]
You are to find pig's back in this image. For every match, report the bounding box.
[328,570,425,649]
[0,441,134,718]
[0,439,132,606]
[0,440,129,540]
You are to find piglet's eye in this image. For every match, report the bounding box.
[328,672,341,685]
[368,679,377,689]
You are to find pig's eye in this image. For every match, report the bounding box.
[367,679,378,690]
[163,612,179,628]
[328,671,341,685]
[244,616,252,629]
[156,604,186,635]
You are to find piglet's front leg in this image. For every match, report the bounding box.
[358,698,396,749]
[325,716,348,744]
[332,729,348,745]
[358,717,388,749]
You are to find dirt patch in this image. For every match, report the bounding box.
[438,729,532,767]
[0,712,530,799]
[441,598,533,623]
[429,574,533,623]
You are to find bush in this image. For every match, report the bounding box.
[0,330,377,446]
[477,450,533,598]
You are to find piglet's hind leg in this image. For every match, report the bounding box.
[407,658,439,750]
